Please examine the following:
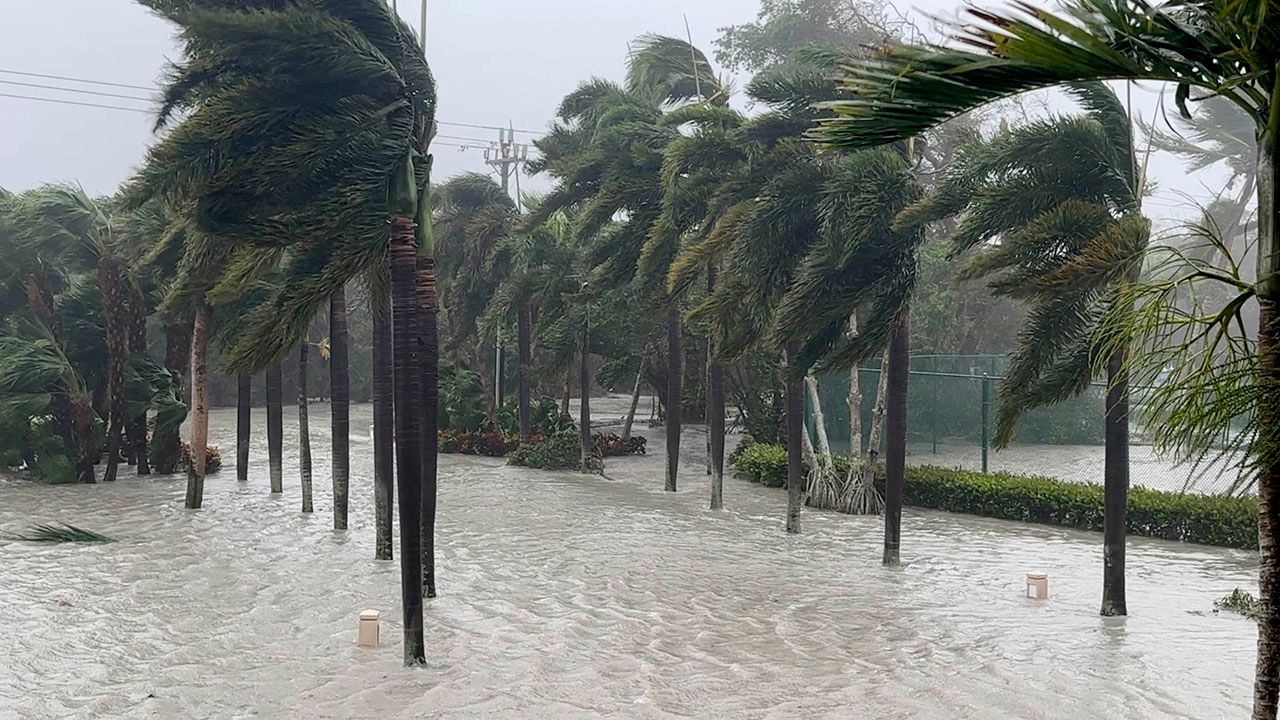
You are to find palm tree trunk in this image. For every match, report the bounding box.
[665,301,682,492]
[299,343,313,514]
[154,321,190,475]
[185,302,211,509]
[416,255,439,600]
[1100,347,1130,616]
[517,305,532,440]
[784,343,803,534]
[236,373,251,482]
[330,288,350,530]
[98,259,128,483]
[127,283,150,475]
[708,264,725,510]
[1251,135,1279,720]
[622,359,644,443]
[847,315,863,455]
[266,364,283,494]
[391,215,425,664]
[882,314,910,565]
[372,288,394,560]
[579,317,593,469]
[561,375,571,416]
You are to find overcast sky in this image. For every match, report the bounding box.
[0,0,1236,227]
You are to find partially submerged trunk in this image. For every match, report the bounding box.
[665,301,682,492]
[126,283,150,475]
[153,321,191,475]
[517,304,532,440]
[391,215,425,664]
[784,344,804,534]
[298,343,313,514]
[848,316,863,456]
[184,302,211,509]
[579,319,593,470]
[330,288,350,531]
[621,359,644,443]
[265,363,283,494]
[417,254,440,600]
[708,264,725,510]
[236,373,250,482]
[1100,348,1130,616]
[372,289,395,560]
[98,258,129,483]
[882,315,910,565]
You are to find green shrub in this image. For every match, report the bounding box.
[509,431,599,472]
[730,444,1257,549]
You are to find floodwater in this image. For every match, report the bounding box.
[0,398,1261,719]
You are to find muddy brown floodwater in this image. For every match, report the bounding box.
[0,399,1261,719]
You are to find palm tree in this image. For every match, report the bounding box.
[369,265,395,560]
[811,2,1276,712]
[265,363,283,494]
[298,341,313,513]
[236,373,250,481]
[898,83,1149,612]
[330,286,350,529]
[129,0,437,663]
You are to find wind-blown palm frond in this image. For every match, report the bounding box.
[626,34,726,107]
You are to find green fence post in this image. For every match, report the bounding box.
[980,373,992,473]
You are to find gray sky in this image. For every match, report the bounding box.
[0,0,1237,227]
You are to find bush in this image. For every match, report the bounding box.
[729,443,1257,549]
[438,429,521,457]
[509,431,599,472]
[593,432,645,457]
[178,443,222,473]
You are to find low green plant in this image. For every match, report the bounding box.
[509,430,597,472]
[730,443,1258,548]
[4,522,114,543]
[1215,588,1261,620]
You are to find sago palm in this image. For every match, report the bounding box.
[811,1,1277,712]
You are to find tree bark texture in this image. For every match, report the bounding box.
[266,363,283,494]
[236,373,251,482]
[517,304,532,440]
[331,288,350,530]
[126,282,150,475]
[882,315,910,565]
[416,254,440,600]
[299,344,313,514]
[154,321,191,475]
[708,264,726,509]
[785,343,804,534]
[372,290,395,561]
[1100,348,1130,616]
[184,303,211,509]
[665,302,682,493]
[98,258,128,482]
[622,361,644,443]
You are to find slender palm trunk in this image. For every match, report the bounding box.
[126,284,150,475]
[185,302,211,509]
[154,322,190,475]
[622,359,644,443]
[561,376,571,416]
[847,315,863,455]
[1100,348,1130,616]
[330,288,350,530]
[579,317,593,469]
[299,344,313,514]
[236,373,251,482]
[266,364,283,494]
[391,216,425,664]
[517,305,532,440]
[665,302,682,492]
[416,254,439,600]
[99,260,128,483]
[784,343,804,534]
[708,265,726,509]
[1251,134,1279,720]
[372,289,395,560]
[882,315,910,565]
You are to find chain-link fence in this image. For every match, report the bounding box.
[806,355,1245,496]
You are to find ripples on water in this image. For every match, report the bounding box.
[0,402,1260,719]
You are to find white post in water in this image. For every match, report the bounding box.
[1025,573,1049,600]
[358,609,381,647]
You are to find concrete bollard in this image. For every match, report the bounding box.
[358,609,380,647]
[1025,573,1049,600]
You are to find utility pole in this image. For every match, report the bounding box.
[485,127,530,410]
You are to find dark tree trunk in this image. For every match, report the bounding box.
[98,259,129,483]
[126,283,150,475]
[236,373,251,482]
[153,321,191,475]
[372,289,395,560]
[784,343,804,534]
[665,302,682,492]
[391,216,426,663]
[416,254,439,600]
[299,344,313,513]
[185,303,212,509]
[622,360,644,443]
[266,364,283,494]
[330,288,350,530]
[517,304,532,440]
[708,264,725,510]
[882,314,910,565]
[579,317,593,469]
[1100,348,1130,616]
[1252,136,1279,720]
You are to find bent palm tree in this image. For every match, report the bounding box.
[812,2,1276,712]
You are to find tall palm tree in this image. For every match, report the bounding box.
[369,264,395,560]
[330,286,350,529]
[298,341,313,513]
[129,0,437,664]
[265,363,283,493]
[898,83,1149,612]
[811,2,1276,712]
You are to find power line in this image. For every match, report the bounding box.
[0,91,149,114]
[0,79,154,103]
[0,66,545,136]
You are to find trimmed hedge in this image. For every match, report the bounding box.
[731,443,1257,549]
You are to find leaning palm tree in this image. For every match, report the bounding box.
[811,1,1276,713]
[897,83,1149,614]
[128,0,437,664]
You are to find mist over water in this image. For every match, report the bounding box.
[0,400,1259,718]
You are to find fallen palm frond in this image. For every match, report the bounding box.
[3,522,115,543]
